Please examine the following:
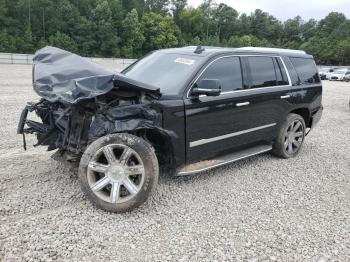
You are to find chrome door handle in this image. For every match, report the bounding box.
[236,102,250,107]
[281,95,291,99]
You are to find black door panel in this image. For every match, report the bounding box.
[185,85,291,162]
[185,55,293,163]
[185,93,254,162]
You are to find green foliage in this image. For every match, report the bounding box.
[171,0,187,22]
[177,7,205,41]
[318,12,347,36]
[0,0,349,65]
[90,0,120,57]
[335,39,350,65]
[249,9,282,42]
[213,3,238,41]
[48,32,78,52]
[144,0,169,15]
[142,12,179,52]
[121,9,144,57]
[0,30,16,52]
[122,0,144,15]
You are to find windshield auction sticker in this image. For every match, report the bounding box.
[174,57,195,65]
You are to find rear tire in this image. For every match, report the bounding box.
[272,113,306,159]
[78,133,159,213]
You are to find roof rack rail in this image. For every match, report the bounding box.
[237,47,306,55]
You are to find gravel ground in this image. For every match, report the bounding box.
[0,63,349,261]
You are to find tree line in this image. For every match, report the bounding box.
[1,0,350,65]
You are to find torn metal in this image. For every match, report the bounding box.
[33,46,160,104]
[18,47,175,163]
[18,99,173,155]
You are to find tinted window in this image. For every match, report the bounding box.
[290,57,320,84]
[248,56,277,88]
[199,57,243,92]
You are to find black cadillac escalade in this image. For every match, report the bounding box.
[18,46,323,213]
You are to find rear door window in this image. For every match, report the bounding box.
[199,56,243,92]
[247,56,277,88]
[290,57,320,84]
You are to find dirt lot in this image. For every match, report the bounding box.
[0,63,349,261]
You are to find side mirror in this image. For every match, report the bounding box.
[191,79,221,96]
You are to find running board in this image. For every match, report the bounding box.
[177,144,272,176]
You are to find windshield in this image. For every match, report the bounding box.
[122,52,202,95]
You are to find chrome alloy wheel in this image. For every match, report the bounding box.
[284,119,304,155]
[87,144,145,204]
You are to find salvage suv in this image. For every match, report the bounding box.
[18,46,323,213]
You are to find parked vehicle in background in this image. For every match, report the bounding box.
[343,72,350,82]
[18,46,323,213]
[329,68,350,81]
[318,67,335,80]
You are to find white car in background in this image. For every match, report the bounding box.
[318,67,335,80]
[329,68,350,81]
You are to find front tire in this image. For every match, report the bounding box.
[272,113,306,159]
[78,133,159,213]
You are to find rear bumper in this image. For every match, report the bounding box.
[310,106,323,128]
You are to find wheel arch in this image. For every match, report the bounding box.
[113,128,176,172]
[289,108,311,128]
[88,110,177,171]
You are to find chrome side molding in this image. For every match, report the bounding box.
[189,123,276,148]
[236,101,250,107]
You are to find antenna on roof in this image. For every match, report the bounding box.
[194,46,205,54]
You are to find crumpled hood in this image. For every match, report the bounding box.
[33,46,160,104]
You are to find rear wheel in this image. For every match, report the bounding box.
[272,113,306,158]
[78,133,159,213]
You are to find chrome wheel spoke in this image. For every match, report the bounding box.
[110,182,120,203]
[294,131,303,138]
[293,121,301,132]
[283,119,304,155]
[119,148,132,165]
[287,141,293,154]
[103,146,116,164]
[292,139,301,148]
[88,161,109,173]
[289,121,295,131]
[125,165,144,175]
[92,176,110,192]
[87,143,145,204]
[123,177,138,195]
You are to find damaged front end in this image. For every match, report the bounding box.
[17,90,171,163]
[18,98,95,155]
[18,46,173,163]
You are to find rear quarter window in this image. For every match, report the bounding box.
[290,57,320,84]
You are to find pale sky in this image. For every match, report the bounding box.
[187,0,350,21]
